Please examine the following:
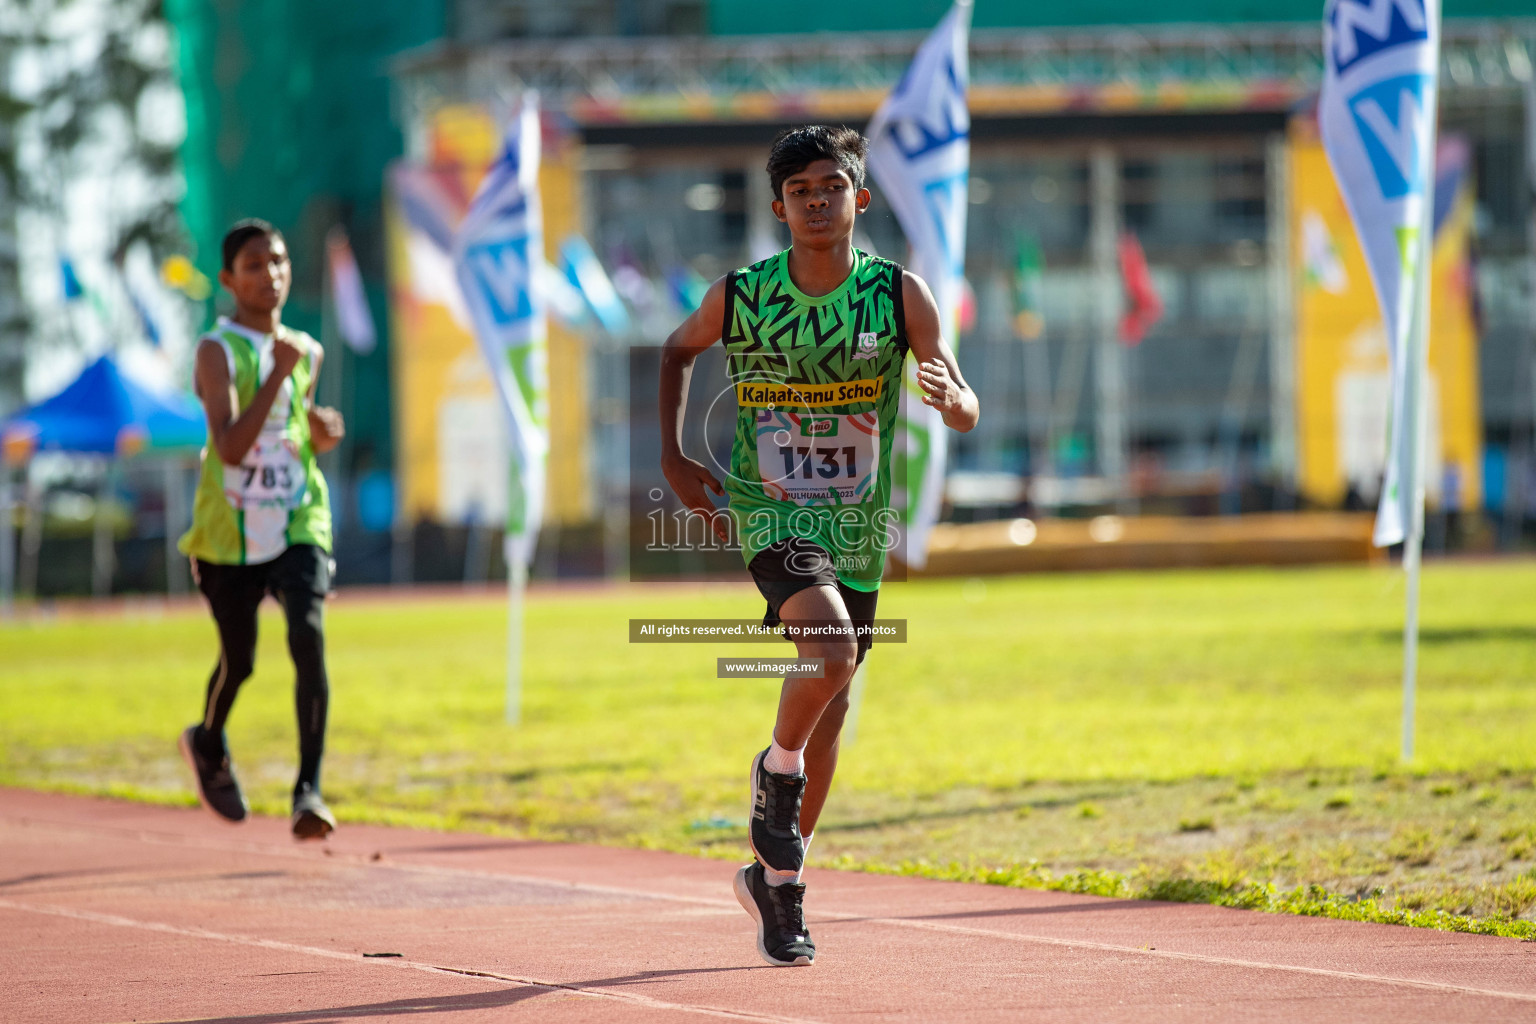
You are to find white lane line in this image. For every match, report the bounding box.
[7,812,1536,1005]
[0,813,725,906]
[0,898,825,1024]
[837,913,1536,1004]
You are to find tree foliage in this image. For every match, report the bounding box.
[6,0,183,251]
[0,0,186,406]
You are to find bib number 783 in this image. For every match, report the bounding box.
[224,434,307,510]
[243,463,295,492]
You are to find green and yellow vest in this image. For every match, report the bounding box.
[722,249,908,591]
[178,318,332,565]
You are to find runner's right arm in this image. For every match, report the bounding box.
[659,276,731,542]
[195,331,306,466]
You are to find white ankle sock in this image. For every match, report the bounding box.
[763,832,812,888]
[763,864,798,887]
[763,738,805,776]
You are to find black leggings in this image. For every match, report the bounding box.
[193,544,331,795]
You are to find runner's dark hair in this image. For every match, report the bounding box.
[221,219,285,273]
[766,125,867,200]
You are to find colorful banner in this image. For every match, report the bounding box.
[1292,119,1480,516]
[386,104,592,535]
[386,162,507,528]
[453,97,550,568]
[1318,0,1441,546]
[865,0,971,569]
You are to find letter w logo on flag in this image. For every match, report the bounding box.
[1348,74,1432,199]
[464,233,534,326]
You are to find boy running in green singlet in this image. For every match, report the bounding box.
[177,219,345,840]
[659,126,979,965]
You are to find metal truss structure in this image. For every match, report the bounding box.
[394,20,1536,128]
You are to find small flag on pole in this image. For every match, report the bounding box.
[540,259,592,329]
[561,234,631,336]
[60,258,85,301]
[664,266,709,314]
[1012,233,1044,341]
[129,289,163,347]
[1117,232,1163,346]
[865,0,972,570]
[327,228,378,355]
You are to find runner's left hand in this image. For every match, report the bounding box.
[916,359,962,414]
[309,406,345,453]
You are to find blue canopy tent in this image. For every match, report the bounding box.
[1,354,204,457]
[0,355,207,606]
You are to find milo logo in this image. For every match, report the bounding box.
[800,417,838,437]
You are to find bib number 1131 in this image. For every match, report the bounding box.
[780,445,860,480]
[755,410,878,506]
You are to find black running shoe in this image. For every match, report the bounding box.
[178,725,247,823]
[749,748,806,874]
[734,861,814,967]
[291,785,336,841]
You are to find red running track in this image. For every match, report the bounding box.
[2,787,1534,1023]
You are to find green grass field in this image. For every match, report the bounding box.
[4,561,1536,935]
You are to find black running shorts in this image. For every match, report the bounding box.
[192,543,333,612]
[747,537,879,666]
